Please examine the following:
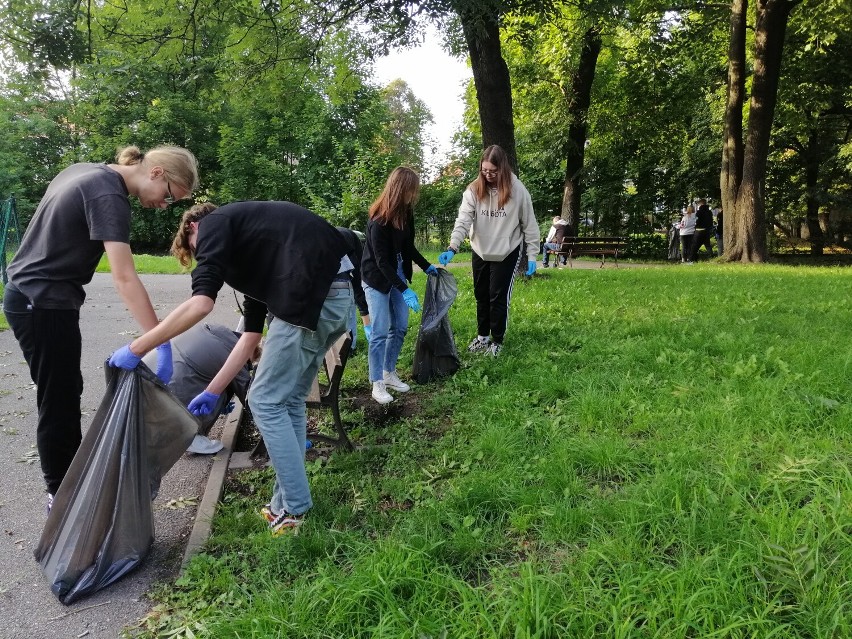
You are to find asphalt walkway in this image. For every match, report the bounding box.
[0,274,242,639]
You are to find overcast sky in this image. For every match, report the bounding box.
[372,26,471,172]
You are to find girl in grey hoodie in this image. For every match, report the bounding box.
[439,145,540,357]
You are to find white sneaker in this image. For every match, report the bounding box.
[383,370,410,392]
[371,381,394,404]
[467,336,491,353]
[187,434,224,455]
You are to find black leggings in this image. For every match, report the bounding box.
[3,286,83,495]
[470,245,522,345]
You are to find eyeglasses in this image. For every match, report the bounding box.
[481,168,498,176]
[164,181,175,205]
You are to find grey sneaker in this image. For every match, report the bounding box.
[47,493,54,515]
[467,336,491,353]
[372,381,394,404]
[187,434,224,455]
[485,342,503,357]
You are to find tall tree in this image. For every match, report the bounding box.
[721,0,801,262]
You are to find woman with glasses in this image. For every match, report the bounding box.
[2,144,199,512]
[361,167,437,404]
[438,145,540,357]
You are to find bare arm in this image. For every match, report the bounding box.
[205,331,263,396]
[129,295,215,356]
[104,241,159,332]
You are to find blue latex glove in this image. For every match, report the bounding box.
[364,324,372,342]
[402,288,421,312]
[438,249,456,266]
[525,260,537,277]
[108,344,142,370]
[188,390,220,416]
[221,400,235,415]
[155,342,173,384]
[425,264,438,276]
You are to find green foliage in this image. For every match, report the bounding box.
[133,263,851,638]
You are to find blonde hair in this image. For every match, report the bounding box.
[470,144,513,209]
[116,145,200,193]
[171,202,218,268]
[369,167,420,230]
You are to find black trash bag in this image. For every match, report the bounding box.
[668,225,681,261]
[142,323,251,434]
[34,362,197,605]
[412,269,460,384]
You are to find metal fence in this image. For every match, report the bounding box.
[1,196,21,284]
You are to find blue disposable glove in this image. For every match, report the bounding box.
[155,342,173,384]
[108,344,142,370]
[188,390,220,416]
[525,260,537,277]
[221,400,235,415]
[364,324,372,342]
[425,264,438,276]
[402,288,421,312]
[438,249,456,266]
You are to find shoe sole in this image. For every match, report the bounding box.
[384,384,410,392]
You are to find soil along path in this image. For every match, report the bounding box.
[0,273,242,639]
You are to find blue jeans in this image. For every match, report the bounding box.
[248,286,353,516]
[542,242,565,265]
[363,283,409,382]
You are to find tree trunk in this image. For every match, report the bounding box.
[803,127,825,255]
[560,25,602,234]
[720,0,747,259]
[458,6,518,172]
[728,0,799,263]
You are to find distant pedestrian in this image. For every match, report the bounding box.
[2,145,199,511]
[715,208,724,255]
[439,145,540,357]
[678,205,696,264]
[691,199,715,260]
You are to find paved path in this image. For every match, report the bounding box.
[0,274,241,639]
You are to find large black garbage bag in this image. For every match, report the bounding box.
[668,225,681,261]
[142,323,251,434]
[412,269,460,384]
[34,363,197,605]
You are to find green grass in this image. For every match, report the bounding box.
[131,262,852,638]
[95,253,186,274]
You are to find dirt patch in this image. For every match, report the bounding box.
[232,383,427,458]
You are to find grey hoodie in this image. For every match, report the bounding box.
[449,174,540,262]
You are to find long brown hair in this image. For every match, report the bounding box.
[469,144,513,209]
[171,202,218,268]
[369,167,420,230]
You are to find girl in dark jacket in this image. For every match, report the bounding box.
[361,167,437,404]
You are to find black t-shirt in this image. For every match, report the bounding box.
[190,201,348,333]
[7,163,131,310]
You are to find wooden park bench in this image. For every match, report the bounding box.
[547,236,628,268]
[305,331,354,451]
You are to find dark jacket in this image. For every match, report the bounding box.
[696,204,713,230]
[336,227,369,317]
[554,220,571,244]
[191,201,348,333]
[361,211,431,294]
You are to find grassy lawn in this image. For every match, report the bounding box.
[131,262,850,638]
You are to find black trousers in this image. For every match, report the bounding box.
[3,286,84,495]
[691,228,714,260]
[471,244,521,345]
